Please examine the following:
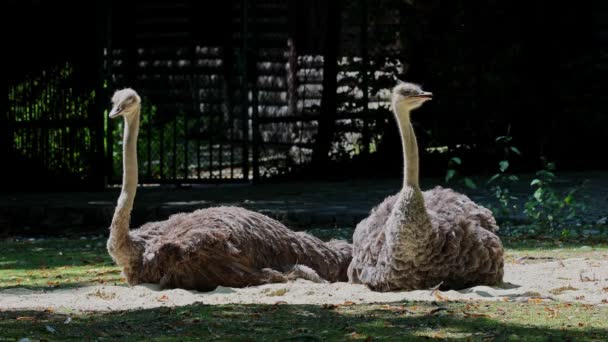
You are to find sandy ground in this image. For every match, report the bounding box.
[1,258,607,312]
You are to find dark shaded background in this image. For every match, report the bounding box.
[2,0,606,191]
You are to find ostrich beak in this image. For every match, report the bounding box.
[109,107,123,118]
[416,91,433,99]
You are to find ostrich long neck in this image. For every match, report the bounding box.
[394,102,420,189]
[382,100,433,266]
[109,107,140,257]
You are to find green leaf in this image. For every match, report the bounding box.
[508,175,519,182]
[445,169,456,183]
[450,157,462,165]
[564,194,573,205]
[464,177,477,189]
[487,174,500,184]
[534,188,543,201]
[499,160,509,172]
[530,179,541,186]
[510,146,521,155]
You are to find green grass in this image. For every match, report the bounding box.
[0,237,122,289]
[501,236,608,263]
[1,235,608,340]
[1,301,607,341]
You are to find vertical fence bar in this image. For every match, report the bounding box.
[251,82,260,181]
[184,79,189,179]
[217,52,224,180]
[287,38,297,116]
[172,111,177,183]
[195,69,202,180]
[223,42,235,180]
[250,3,259,182]
[0,69,8,184]
[311,0,341,171]
[184,99,189,180]
[160,120,164,181]
[208,73,214,179]
[190,24,201,180]
[240,0,250,180]
[360,0,370,156]
[218,92,223,179]
[196,82,202,180]
[147,104,152,180]
[95,1,111,189]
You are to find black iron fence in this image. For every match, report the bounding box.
[3,0,606,191]
[7,65,103,186]
[104,0,403,185]
[3,1,106,190]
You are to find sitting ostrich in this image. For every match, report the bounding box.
[347,81,504,291]
[107,88,352,291]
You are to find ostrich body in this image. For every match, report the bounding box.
[107,89,352,291]
[347,82,504,291]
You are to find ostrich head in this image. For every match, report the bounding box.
[391,81,433,112]
[109,88,141,119]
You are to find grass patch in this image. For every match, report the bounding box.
[2,234,608,340]
[0,236,123,289]
[502,236,608,262]
[1,301,607,341]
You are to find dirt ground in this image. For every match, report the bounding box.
[1,256,607,312]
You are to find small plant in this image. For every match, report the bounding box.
[523,159,587,233]
[445,156,477,190]
[487,134,521,220]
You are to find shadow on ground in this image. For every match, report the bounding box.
[1,302,607,341]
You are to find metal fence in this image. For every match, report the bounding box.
[3,1,106,190]
[7,0,602,190]
[3,0,406,189]
[104,0,402,185]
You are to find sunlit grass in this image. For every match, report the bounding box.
[0,237,124,289]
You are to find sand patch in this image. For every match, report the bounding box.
[1,258,607,312]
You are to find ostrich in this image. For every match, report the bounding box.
[347,81,504,291]
[107,88,352,291]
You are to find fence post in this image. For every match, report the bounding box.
[360,0,370,157]
[287,38,298,117]
[105,2,116,187]
[240,0,250,181]
[92,1,110,190]
[311,0,341,172]
[250,3,260,182]
[0,72,8,183]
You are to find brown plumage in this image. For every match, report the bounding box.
[347,82,504,291]
[106,88,351,291]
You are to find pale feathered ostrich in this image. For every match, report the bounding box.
[107,88,352,291]
[347,81,504,291]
